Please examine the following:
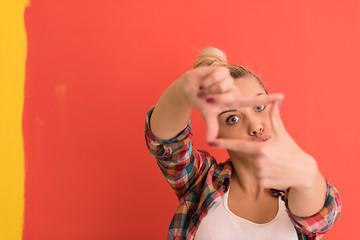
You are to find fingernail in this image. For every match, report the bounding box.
[208,142,218,147]
[197,91,205,98]
[206,98,214,103]
[277,100,283,108]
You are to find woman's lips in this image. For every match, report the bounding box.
[256,135,272,142]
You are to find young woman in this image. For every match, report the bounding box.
[145,47,341,240]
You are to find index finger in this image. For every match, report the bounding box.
[227,93,284,109]
[209,138,263,155]
[205,113,220,142]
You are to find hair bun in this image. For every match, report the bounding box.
[194,47,227,68]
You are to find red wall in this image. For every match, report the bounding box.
[23,1,359,239]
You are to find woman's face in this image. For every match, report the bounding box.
[217,76,273,142]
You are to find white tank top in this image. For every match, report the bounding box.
[195,189,298,240]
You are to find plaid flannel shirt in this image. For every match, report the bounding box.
[145,107,341,240]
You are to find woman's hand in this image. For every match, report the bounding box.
[182,66,240,141]
[182,66,283,142]
[210,96,320,191]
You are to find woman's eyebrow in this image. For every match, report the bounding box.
[219,109,237,116]
[218,93,264,116]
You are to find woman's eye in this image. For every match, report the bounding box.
[254,105,266,112]
[226,115,240,125]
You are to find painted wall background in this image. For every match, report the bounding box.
[0,0,27,239]
[1,0,359,239]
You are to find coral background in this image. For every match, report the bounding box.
[9,0,359,239]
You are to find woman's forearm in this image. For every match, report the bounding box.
[150,77,194,140]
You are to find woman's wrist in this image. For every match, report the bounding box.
[293,154,320,189]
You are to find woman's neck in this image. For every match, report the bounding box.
[229,154,265,199]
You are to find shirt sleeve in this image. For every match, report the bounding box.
[145,107,215,201]
[285,180,342,238]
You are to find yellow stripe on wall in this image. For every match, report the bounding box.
[0,0,29,239]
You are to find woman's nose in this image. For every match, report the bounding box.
[248,122,264,136]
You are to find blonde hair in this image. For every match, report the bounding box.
[194,47,267,93]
